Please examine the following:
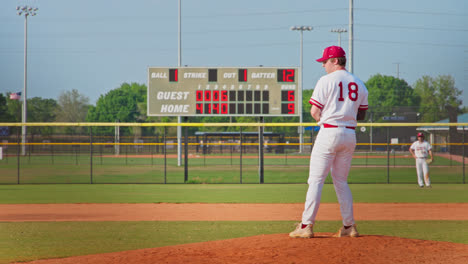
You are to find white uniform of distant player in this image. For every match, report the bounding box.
[303,69,369,227]
[410,139,432,187]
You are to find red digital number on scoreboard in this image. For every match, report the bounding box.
[277,69,295,82]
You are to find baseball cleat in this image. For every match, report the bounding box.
[289,223,314,238]
[334,224,359,237]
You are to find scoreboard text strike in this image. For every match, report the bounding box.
[147,67,300,117]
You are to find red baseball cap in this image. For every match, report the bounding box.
[316,46,346,62]
[417,132,424,137]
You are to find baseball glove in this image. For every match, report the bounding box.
[426,158,433,165]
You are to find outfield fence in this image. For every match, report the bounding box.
[0,122,466,184]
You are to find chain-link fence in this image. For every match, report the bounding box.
[0,122,466,184]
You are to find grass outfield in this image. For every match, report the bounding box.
[0,154,465,184]
[0,152,462,167]
[0,184,468,204]
[1,184,468,263]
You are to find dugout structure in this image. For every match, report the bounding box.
[194,131,286,154]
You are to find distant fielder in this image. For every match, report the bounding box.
[289,46,368,238]
[409,132,433,188]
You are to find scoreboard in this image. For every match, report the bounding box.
[147,67,300,117]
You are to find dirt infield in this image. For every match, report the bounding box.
[5,203,468,264]
[2,203,468,222]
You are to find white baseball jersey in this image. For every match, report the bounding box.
[410,141,432,158]
[301,69,368,227]
[309,70,368,127]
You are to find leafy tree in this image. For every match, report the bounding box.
[27,97,58,123]
[55,89,90,122]
[27,97,58,136]
[5,96,56,123]
[413,75,462,122]
[3,95,58,135]
[301,89,314,123]
[0,94,15,122]
[6,94,22,122]
[86,82,147,136]
[54,89,90,134]
[365,74,420,122]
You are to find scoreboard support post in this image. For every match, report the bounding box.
[177,117,182,167]
[184,117,189,182]
[463,126,465,184]
[164,127,167,184]
[386,127,390,184]
[240,127,243,184]
[89,128,93,184]
[258,117,264,184]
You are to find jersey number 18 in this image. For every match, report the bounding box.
[338,82,358,102]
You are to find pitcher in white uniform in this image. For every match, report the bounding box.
[290,46,369,238]
[409,132,433,188]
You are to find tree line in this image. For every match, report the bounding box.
[0,74,464,137]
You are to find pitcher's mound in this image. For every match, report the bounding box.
[20,233,468,264]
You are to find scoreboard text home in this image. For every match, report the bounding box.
[147,67,300,117]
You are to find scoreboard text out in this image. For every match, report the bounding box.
[147,67,300,117]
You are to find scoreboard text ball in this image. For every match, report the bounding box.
[147,67,300,117]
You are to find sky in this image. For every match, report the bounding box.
[1,0,467,107]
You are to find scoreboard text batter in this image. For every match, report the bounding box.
[147,67,300,117]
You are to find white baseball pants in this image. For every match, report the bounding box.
[415,158,430,186]
[302,127,356,227]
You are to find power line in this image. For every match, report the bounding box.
[355,8,468,17]
[185,9,348,18]
[355,39,467,48]
[7,7,464,23]
[356,23,468,32]
[3,21,466,41]
[2,37,465,55]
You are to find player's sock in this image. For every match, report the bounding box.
[301,224,308,229]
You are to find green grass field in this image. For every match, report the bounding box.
[1,184,468,263]
[1,184,468,204]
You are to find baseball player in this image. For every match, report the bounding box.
[409,132,433,188]
[290,46,368,238]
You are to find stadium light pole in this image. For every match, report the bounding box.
[349,0,354,74]
[290,26,312,154]
[177,0,182,166]
[331,28,347,47]
[17,5,38,156]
